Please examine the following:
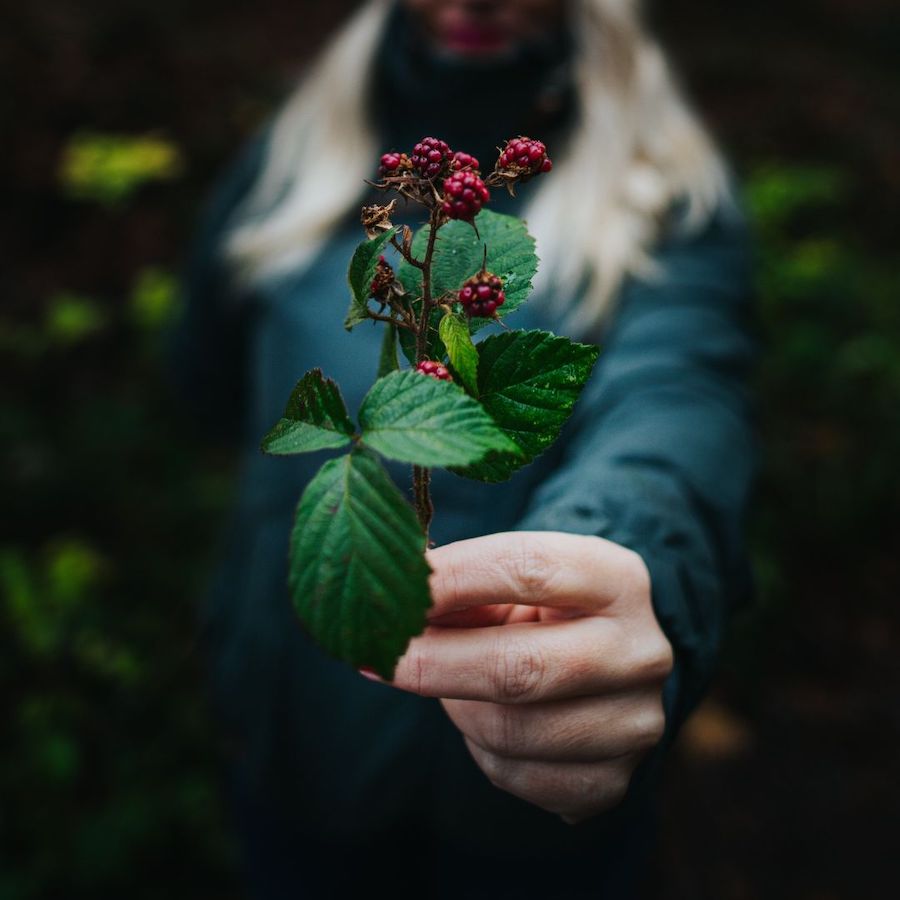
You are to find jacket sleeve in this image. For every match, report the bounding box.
[514,202,760,745]
[167,127,270,444]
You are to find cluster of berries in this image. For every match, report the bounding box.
[458,270,506,318]
[497,137,552,176]
[378,137,490,222]
[415,359,453,381]
[441,170,491,222]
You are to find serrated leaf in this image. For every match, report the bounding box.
[377,323,399,378]
[344,227,397,330]
[358,369,520,467]
[288,448,432,679]
[396,210,537,331]
[452,330,600,482]
[439,312,478,396]
[261,368,355,455]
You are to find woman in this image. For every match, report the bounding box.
[174,0,758,896]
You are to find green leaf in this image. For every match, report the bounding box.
[453,330,600,482]
[377,324,399,378]
[396,210,537,330]
[344,227,397,330]
[261,368,355,455]
[439,312,479,396]
[358,369,520,467]
[288,448,432,679]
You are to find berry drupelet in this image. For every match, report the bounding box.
[451,151,480,172]
[415,359,453,381]
[378,152,411,177]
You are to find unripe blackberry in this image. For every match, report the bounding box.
[410,137,453,179]
[452,151,480,172]
[458,270,505,318]
[378,152,412,177]
[415,359,453,381]
[369,255,394,301]
[497,136,552,176]
[441,171,490,221]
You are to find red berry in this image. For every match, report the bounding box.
[410,137,453,179]
[457,270,506,318]
[441,171,490,221]
[497,136,552,177]
[452,151,480,172]
[415,359,453,381]
[378,151,412,177]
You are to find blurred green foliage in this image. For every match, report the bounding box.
[2,128,238,897]
[58,132,183,207]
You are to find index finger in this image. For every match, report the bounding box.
[424,531,643,620]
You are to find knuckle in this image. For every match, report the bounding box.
[634,635,674,684]
[502,535,555,603]
[490,634,547,703]
[634,702,667,752]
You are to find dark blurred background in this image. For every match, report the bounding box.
[2,1,898,897]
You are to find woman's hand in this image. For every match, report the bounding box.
[362,531,674,824]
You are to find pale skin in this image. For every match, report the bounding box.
[361,532,674,825]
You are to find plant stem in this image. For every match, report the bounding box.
[412,465,433,536]
[411,207,441,540]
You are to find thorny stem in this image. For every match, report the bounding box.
[390,233,424,270]
[412,465,433,536]
[366,310,415,331]
[411,205,442,539]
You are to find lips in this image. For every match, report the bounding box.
[441,23,509,54]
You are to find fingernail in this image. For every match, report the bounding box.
[358,667,384,682]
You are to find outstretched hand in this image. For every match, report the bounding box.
[360,531,674,824]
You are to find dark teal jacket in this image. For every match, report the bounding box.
[171,7,758,890]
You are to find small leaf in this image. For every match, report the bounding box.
[358,369,520,467]
[288,448,432,679]
[377,324,400,378]
[396,210,537,331]
[261,368,355,455]
[345,228,397,330]
[439,312,479,396]
[453,330,600,482]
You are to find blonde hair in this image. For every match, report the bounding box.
[225,0,731,336]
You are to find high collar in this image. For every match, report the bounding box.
[370,2,577,181]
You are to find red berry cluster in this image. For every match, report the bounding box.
[415,359,453,381]
[452,151,480,172]
[458,271,505,318]
[378,152,411,177]
[497,136,552,176]
[410,137,453,179]
[369,255,394,301]
[441,171,490,221]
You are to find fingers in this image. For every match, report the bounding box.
[463,736,635,821]
[387,615,672,703]
[425,531,647,619]
[441,690,667,763]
